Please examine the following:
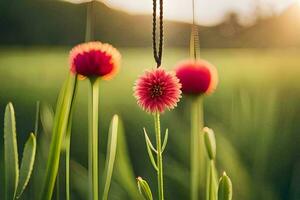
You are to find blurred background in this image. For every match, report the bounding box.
[1,0,300,199]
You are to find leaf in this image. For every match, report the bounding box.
[143,128,157,153]
[102,115,119,200]
[137,177,153,200]
[40,73,78,200]
[16,133,37,199]
[4,102,19,200]
[161,129,169,153]
[40,103,54,137]
[143,128,158,171]
[218,172,233,200]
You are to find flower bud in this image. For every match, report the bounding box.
[218,172,233,200]
[203,127,216,160]
[137,177,153,200]
[175,59,218,96]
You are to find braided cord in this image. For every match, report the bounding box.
[190,0,200,60]
[153,0,164,67]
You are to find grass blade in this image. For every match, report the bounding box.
[40,103,54,137]
[34,101,40,137]
[70,161,89,199]
[102,115,119,200]
[40,73,77,200]
[114,119,143,200]
[4,102,19,200]
[16,133,37,198]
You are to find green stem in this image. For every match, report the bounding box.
[89,78,100,200]
[65,118,72,200]
[191,96,204,200]
[206,160,217,200]
[154,113,164,200]
[65,75,77,200]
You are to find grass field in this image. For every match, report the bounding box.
[1,47,300,200]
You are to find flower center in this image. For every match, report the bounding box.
[150,84,163,98]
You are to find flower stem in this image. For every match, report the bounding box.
[65,117,72,200]
[206,160,217,200]
[191,96,204,200]
[89,78,100,200]
[154,113,164,200]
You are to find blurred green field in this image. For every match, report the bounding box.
[1,47,300,200]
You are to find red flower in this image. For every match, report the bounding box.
[175,60,218,95]
[69,41,121,80]
[134,68,182,113]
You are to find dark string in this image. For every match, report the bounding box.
[85,0,95,42]
[153,0,164,68]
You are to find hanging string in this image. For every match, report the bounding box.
[152,0,164,68]
[190,0,200,60]
[85,0,95,42]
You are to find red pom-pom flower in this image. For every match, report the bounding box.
[175,59,218,96]
[69,41,121,80]
[134,68,182,113]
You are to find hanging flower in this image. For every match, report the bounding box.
[69,41,121,80]
[134,68,182,113]
[175,59,218,96]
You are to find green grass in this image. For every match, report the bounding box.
[0,47,300,200]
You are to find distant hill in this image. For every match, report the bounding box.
[1,0,300,48]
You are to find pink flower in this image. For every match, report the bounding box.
[175,59,218,96]
[134,68,182,113]
[69,41,121,80]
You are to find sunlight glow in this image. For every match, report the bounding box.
[63,0,296,25]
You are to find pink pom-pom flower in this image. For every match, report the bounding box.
[69,41,121,80]
[134,68,182,113]
[175,59,218,96]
